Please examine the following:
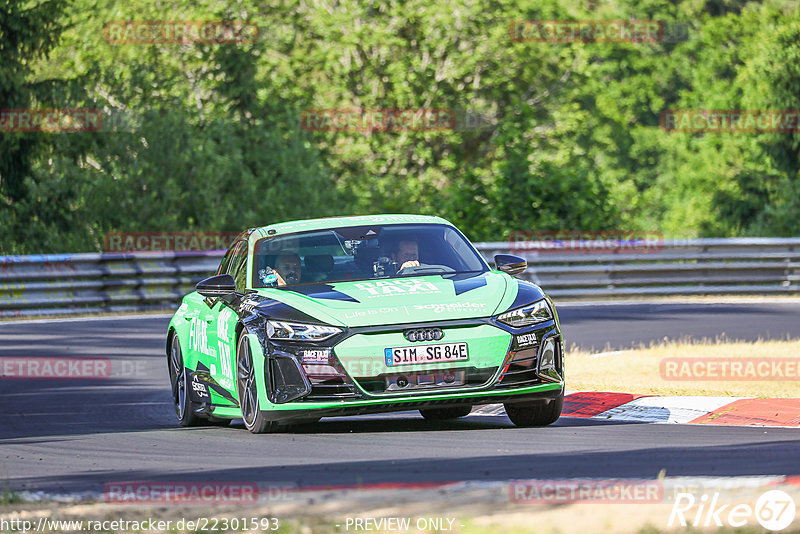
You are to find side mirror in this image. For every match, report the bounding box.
[494,254,527,276]
[196,274,236,298]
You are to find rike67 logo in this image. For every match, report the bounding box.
[669,490,796,531]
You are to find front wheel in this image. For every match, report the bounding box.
[419,406,472,420]
[169,335,202,427]
[236,335,279,434]
[504,393,564,427]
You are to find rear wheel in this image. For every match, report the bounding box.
[504,392,564,427]
[236,335,279,434]
[169,335,202,427]
[419,405,472,420]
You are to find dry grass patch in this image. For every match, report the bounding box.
[567,337,800,397]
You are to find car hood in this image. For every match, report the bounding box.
[253,271,518,327]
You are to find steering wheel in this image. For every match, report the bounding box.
[396,264,456,275]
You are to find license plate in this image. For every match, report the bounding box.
[384,342,469,367]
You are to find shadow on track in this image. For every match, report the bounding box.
[8,436,800,495]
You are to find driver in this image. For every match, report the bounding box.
[391,239,421,272]
[271,253,302,286]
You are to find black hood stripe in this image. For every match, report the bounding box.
[285,283,360,303]
[449,273,488,295]
[504,280,546,312]
[253,298,327,323]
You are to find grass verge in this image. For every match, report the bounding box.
[0,488,23,505]
[567,337,800,397]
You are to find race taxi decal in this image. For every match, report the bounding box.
[214,307,236,387]
[217,307,234,343]
[350,278,440,298]
[515,332,537,348]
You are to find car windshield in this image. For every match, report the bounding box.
[252,223,488,288]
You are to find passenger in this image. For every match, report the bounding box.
[259,253,302,286]
[273,253,302,285]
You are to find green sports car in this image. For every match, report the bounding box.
[166,214,564,433]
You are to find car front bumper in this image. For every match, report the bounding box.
[219,317,565,421]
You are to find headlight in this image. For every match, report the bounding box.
[497,299,553,328]
[266,320,342,342]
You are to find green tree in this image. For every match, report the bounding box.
[0,0,84,253]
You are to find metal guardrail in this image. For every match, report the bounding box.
[0,251,221,318]
[477,238,800,298]
[1,238,799,317]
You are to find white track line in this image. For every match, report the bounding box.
[594,396,749,424]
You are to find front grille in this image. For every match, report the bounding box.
[304,379,360,401]
[494,346,541,388]
[279,346,361,402]
[354,366,497,395]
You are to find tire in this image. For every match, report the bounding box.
[169,334,202,427]
[419,405,473,420]
[236,334,279,434]
[504,392,564,427]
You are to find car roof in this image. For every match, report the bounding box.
[249,214,453,240]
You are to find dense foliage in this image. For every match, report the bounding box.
[1,0,798,253]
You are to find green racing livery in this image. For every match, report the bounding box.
[166,214,565,433]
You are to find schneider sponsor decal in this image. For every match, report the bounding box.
[191,375,210,399]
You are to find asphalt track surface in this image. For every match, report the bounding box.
[1,301,799,496]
